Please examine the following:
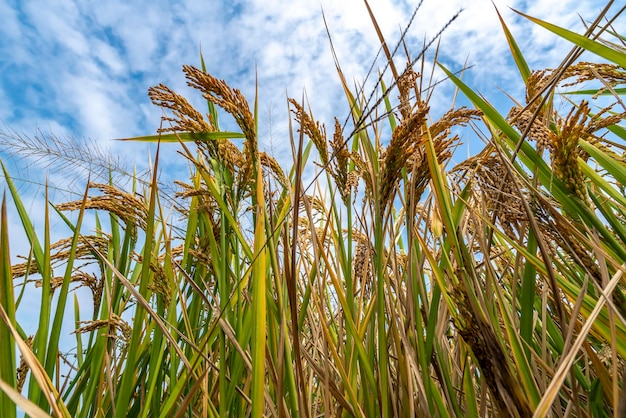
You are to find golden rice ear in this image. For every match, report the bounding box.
[352,233,373,298]
[288,98,329,166]
[351,152,374,203]
[12,235,107,279]
[56,183,148,233]
[260,152,289,190]
[525,69,552,108]
[16,336,33,393]
[550,102,590,204]
[403,107,482,215]
[174,65,258,193]
[397,66,420,120]
[148,84,213,133]
[74,314,132,344]
[560,62,626,92]
[182,65,256,156]
[380,103,429,210]
[330,118,352,205]
[289,102,354,204]
[478,154,527,237]
[507,106,554,152]
[451,148,535,241]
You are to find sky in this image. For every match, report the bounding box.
[0,0,621,407]
[0,0,614,168]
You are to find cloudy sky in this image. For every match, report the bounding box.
[1,0,613,171]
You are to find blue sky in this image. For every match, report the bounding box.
[0,0,610,160]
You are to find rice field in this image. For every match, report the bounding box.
[1,3,625,417]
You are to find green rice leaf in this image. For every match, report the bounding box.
[0,193,17,418]
[514,9,626,68]
[117,131,245,142]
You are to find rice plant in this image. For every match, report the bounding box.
[1,2,625,417]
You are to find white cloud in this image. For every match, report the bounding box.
[24,0,90,56]
[0,1,23,45]
[91,39,126,75]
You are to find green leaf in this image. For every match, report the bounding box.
[117,131,245,142]
[607,123,626,141]
[562,87,626,96]
[0,193,17,418]
[514,9,626,68]
[496,6,530,82]
[251,158,268,418]
[579,140,626,186]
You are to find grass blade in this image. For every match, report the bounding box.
[514,8,626,68]
[0,193,17,418]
